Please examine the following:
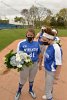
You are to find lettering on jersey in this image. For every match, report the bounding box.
[24,48,38,58]
[24,48,38,52]
[23,45,27,48]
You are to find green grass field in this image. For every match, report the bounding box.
[0,28,67,51]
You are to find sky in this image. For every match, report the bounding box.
[0,0,67,18]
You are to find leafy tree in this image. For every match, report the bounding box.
[14,16,25,23]
[56,8,67,27]
[0,19,9,24]
[50,17,57,26]
[57,16,65,26]
[59,8,67,20]
[43,15,52,26]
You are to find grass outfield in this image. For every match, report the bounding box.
[0,28,67,51]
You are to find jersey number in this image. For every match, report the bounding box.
[29,53,35,58]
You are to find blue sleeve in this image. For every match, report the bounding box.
[17,42,24,53]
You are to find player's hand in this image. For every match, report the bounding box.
[40,38,44,42]
[53,77,59,85]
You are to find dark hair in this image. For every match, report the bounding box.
[46,27,54,36]
[44,28,47,33]
[46,27,59,36]
[26,28,35,37]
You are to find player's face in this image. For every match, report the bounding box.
[26,31,34,42]
[42,37,49,42]
[26,31,34,37]
[42,37,52,45]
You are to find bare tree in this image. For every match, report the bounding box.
[29,5,38,27]
[21,5,52,27]
[21,9,30,26]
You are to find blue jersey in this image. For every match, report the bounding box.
[44,43,62,72]
[54,36,60,43]
[38,32,44,45]
[17,39,41,62]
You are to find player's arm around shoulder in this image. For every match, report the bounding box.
[35,32,41,40]
[35,40,43,70]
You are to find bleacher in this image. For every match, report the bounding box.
[0,23,23,29]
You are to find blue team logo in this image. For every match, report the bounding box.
[23,45,27,48]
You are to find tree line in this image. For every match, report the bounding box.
[0,19,9,24]
[15,6,67,28]
[0,5,67,28]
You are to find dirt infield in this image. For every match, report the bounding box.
[0,37,67,100]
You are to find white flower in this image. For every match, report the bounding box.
[10,56,17,66]
[21,52,28,60]
[10,60,17,66]
[17,51,30,61]
[16,54,21,62]
[13,52,32,68]
[17,64,22,68]
[5,50,33,72]
[28,59,31,62]
[21,60,24,64]
[25,59,31,63]
[10,56,16,61]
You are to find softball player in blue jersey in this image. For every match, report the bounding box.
[15,28,42,100]
[42,31,62,100]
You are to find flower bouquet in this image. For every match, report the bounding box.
[4,50,33,71]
